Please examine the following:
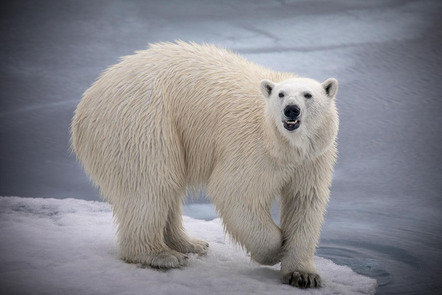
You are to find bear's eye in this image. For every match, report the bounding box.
[278,92,285,98]
[304,93,312,99]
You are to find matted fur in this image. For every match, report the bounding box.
[71,41,339,288]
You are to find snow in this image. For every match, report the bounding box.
[0,196,376,295]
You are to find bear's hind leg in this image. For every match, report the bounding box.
[164,196,209,256]
[113,196,188,269]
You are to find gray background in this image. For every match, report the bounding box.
[1,0,441,294]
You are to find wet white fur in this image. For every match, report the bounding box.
[71,42,339,282]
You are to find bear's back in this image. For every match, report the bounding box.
[76,41,293,129]
[71,42,294,191]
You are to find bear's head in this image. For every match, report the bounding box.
[260,77,339,158]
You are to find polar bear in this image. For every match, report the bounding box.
[71,41,338,288]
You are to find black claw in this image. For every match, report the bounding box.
[305,275,310,288]
[288,275,293,286]
[294,272,301,287]
[297,275,303,288]
[303,274,309,288]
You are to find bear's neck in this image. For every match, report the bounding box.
[262,115,336,166]
[262,116,307,166]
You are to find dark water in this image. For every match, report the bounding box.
[1,1,441,294]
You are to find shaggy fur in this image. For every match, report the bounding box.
[71,41,339,288]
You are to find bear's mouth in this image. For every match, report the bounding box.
[283,120,300,131]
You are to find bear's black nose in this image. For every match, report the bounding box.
[283,105,301,120]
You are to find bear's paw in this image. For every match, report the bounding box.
[282,271,322,288]
[166,237,209,256]
[137,250,189,269]
[184,238,209,256]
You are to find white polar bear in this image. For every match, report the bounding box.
[71,41,338,288]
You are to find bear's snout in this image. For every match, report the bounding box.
[283,104,301,120]
[282,104,301,131]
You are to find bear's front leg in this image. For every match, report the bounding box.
[207,164,283,266]
[279,176,330,288]
[210,194,283,265]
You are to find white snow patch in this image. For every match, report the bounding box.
[0,197,377,295]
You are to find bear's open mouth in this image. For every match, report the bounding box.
[283,120,300,131]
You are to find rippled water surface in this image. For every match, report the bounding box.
[1,1,441,294]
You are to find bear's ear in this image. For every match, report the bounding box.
[260,79,275,99]
[322,78,338,99]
